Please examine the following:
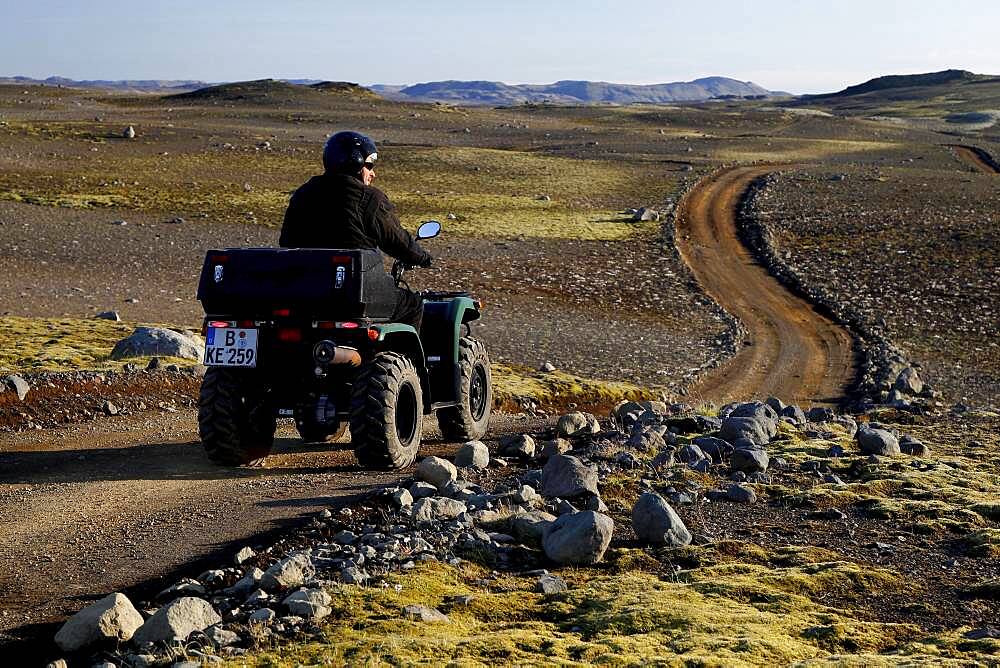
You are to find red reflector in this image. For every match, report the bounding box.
[367,328,379,341]
[315,321,337,329]
[210,254,229,263]
[338,322,359,329]
[208,321,229,328]
[273,308,291,317]
[277,328,302,343]
[331,255,354,264]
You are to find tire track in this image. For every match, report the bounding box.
[675,166,858,406]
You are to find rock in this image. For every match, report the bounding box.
[260,553,315,591]
[500,434,536,459]
[454,441,489,469]
[392,488,414,508]
[631,492,691,547]
[632,207,659,221]
[225,568,263,596]
[731,448,769,474]
[856,428,900,456]
[110,327,203,361]
[418,456,457,487]
[539,438,572,460]
[512,484,539,504]
[123,125,136,139]
[627,428,666,453]
[666,414,721,434]
[2,374,30,401]
[651,448,675,469]
[95,310,121,321]
[719,417,770,447]
[511,510,557,543]
[536,194,552,202]
[248,608,275,623]
[540,360,556,372]
[541,455,598,499]
[412,497,467,522]
[781,405,806,424]
[557,412,590,437]
[282,588,332,619]
[894,367,924,395]
[340,566,369,585]
[726,483,758,504]
[409,481,438,500]
[806,407,835,423]
[677,443,707,464]
[132,597,222,645]
[543,511,614,565]
[206,625,240,647]
[692,436,733,463]
[403,605,450,623]
[45,661,68,668]
[155,578,206,603]
[54,592,144,652]
[102,400,119,416]
[765,397,786,414]
[964,626,1000,640]
[900,435,930,457]
[535,574,568,594]
[728,401,779,425]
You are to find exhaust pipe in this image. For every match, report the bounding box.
[313,341,361,367]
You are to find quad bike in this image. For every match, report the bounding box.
[194,221,491,469]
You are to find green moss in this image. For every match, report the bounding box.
[492,362,658,413]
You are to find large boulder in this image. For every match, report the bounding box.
[856,427,900,456]
[631,492,691,547]
[543,511,614,565]
[731,448,769,474]
[132,597,221,645]
[54,593,144,652]
[719,416,770,447]
[418,456,457,487]
[540,455,598,499]
[727,402,778,437]
[894,367,924,395]
[557,412,590,437]
[110,327,203,361]
[260,552,315,591]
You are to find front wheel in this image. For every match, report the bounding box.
[199,367,276,466]
[350,352,423,470]
[437,337,492,441]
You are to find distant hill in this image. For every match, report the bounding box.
[0,75,207,93]
[384,77,782,105]
[167,79,376,103]
[811,69,984,99]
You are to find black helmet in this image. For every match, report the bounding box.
[322,131,377,173]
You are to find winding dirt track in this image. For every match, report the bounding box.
[948,145,1000,174]
[675,166,858,406]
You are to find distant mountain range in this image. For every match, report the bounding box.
[373,77,783,104]
[2,74,783,104]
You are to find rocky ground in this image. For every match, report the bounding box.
[35,399,1000,666]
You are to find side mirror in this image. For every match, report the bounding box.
[416,220,442,239]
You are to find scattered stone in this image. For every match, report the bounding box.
[110,327,203,361]
[806,407,835,423]
[248,608,276,623]
[132,597,222,645]
[2,374,30,401]
[282,588,332,619]
[900,435,930,457]
[557,412,590,437]
[511,510,557,543]
[731,448,769,474]
[340,566,369,585]
[418,456,458,487]
[260,552,316,591]
[781,404,807,424]
[54,592,143,652]
[392,488,414,508]
[535,574,568,594]
[206,625,240,647]
[539,438,572,460]
[692,436,733,462]
[155,578,206,603]
[540,360,556,372]
[809,508,846,520]
[409,481,438,500]
[123,125,136,139]
[651,448,675,469]
[402,605,450,623]
[627,428,666,453]
[894,367,924,395]
[500,434,536,459]
[632,207,659,221]
[677,443,707,464]
[631,492,691,547]
[95,310,121,321]
[543,511,614,565]
[541,455,598,499]
[719,416,770,447]
[856,427,900,456]
[964,626,1000,640]
[726,483,758,504]
[102,400,119,416]
[412,497,467,522]
[225,568,263,596]
[454,441,490,469]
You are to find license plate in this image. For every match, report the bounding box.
[204,327,258,367]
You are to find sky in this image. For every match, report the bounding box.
[3,0,1000,94]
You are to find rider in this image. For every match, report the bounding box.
[279,131,432,329]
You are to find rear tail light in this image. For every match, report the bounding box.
[277,328,302,343]
[337,322,359,329]
[273,308,291,317]
[208,320,230,328]
[210,254,229,263]
[238,320,254,328]
[330,255,354,265]
[367,328,379,341]
[313,321,337,329]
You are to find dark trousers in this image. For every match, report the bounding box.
[392,288,424,331]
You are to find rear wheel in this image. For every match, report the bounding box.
[199,367,276,466]
[350,352,423,470]
[296,394,348,443]
[437,337,492,441]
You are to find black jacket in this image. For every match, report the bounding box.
[279,173,432,267]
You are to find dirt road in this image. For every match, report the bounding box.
[675,166,857,406]
[0,409,542,655]
[947,144,1000,174]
